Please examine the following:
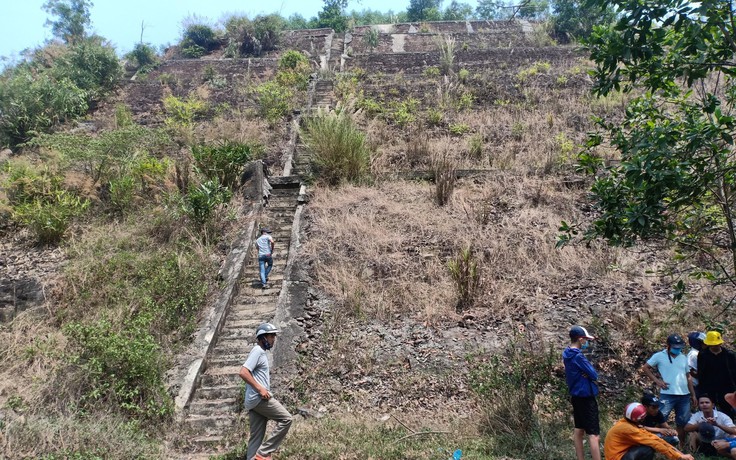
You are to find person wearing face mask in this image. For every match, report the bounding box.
[239,322,292,460]
[642,334,696,448]
[563,325,602,460]
[697,330,736,417]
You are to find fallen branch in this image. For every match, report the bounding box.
[391,414,415,433]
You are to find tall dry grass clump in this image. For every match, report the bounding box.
[431,140,456,206]
[302,111,372,186]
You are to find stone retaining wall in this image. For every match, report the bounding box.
[281,28,333,58]
[347,47,582,74]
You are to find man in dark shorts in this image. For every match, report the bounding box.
[563,325,602,460]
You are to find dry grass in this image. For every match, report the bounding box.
[301,174,658,325]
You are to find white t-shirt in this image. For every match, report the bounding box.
[688,349,699,386]
[243,345,270,410]
[688,410,735,440]
[256,234,273,257]
[646,349,690,395]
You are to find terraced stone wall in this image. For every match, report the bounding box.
[347,47,582,75]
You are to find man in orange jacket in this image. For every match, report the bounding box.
[604,402,694,460]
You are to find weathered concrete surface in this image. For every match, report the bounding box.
[174,207,258,416]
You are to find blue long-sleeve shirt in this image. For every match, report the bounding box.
[563,346,599,397]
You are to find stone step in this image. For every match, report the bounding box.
[188,397,240,415]
[229,302,275,315]
[220,325,271,339]
[200,372,241,387]
[207,354,247,369]
[211,337,253,356]
[195,384,241,400]
[189,435,225,450]
[184,414,237,431]
[206,365,242,376]
[221,318,263,330]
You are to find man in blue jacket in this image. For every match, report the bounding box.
[563,325,602,460]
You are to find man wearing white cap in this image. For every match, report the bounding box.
[563,325,601,460]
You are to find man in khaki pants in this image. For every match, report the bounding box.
[239,323,292,460]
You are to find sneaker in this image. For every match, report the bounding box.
[254,454,272,460]
[262,284,269,289]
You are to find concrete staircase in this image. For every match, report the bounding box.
[176,178,302,458]
[312,79,336,112]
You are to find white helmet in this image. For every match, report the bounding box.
[255,322,281,337]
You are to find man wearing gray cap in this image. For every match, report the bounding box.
[563,325,601,460]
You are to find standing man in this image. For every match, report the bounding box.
[604,402,694,460]
[563,325,602,460]
[641,333,696,446]
[697,330,736,415]
[239,322,292,460]
[687,331,705,392]
[256,227,274,289]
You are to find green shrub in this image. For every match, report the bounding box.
[180,24,219,55]
[254,81,293,125]
[192,140,260,189]
[53,39,122,101]
[426,108,444,126]
[456,92,474,111]
[114,104,134,128]
[279,50,308,71]
[511,122,525,140]
[163,95,208,127]
[275,69,309,92]
[3,160,63,206]
[458,68,470,83]
[516,61,552,82]
[12,190,89,244]
[389,98,419,128]
[181,44,206,59]
[449,123,470,136]
[223,14,284,57]
[423,66,441,77]
[182,180,233,224]
[0,67,88,147]
[468,134,484,159]
[125,43,158,73]
[356,97,383,117]
[202,65,227,89]
[469,339,569,458]
[64,318,172,421]
[30,126,175,188]
[365,28,379,49]
[302,112,372,186]
[447,247,479,310]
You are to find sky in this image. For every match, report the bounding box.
[2,0,481,60]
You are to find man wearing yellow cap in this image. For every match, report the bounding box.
[697,331,736,416]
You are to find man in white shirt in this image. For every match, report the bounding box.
[687,331,705,390]
[255,227,274,289]
[239,322,292,460]
[685,394,736,457]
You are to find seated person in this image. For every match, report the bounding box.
[604,402,694,460]
[684,393,736,457]
[709,393,736,459]
[640,393,679,446]
[712,437,736,460]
